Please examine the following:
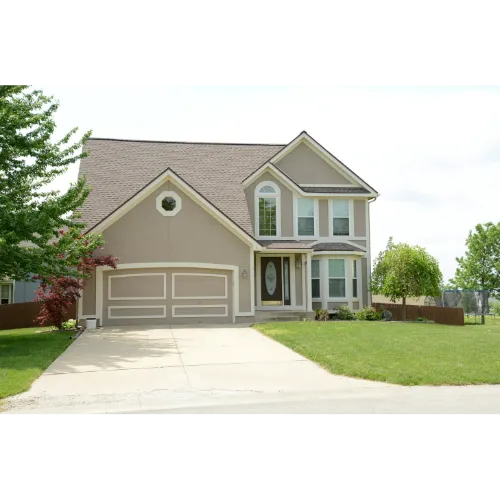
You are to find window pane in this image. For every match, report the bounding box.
[312,279,320,299]
[260,185,276,194]
[329,278,346,297]
[332,200,349,217]
[328,259,345,278]
[311,260,320,278]
[298,217,315,236]
[353,260,357,278]
[297,198,314,217]
[259,197,277,236]
[353,278,358,298]
[1,284,10,300]
[333,217,349,235]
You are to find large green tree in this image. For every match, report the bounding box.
[450,222,500,324]
[371,238,443,321]
[0,85,101,281]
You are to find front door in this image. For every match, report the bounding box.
[261,257,283,305]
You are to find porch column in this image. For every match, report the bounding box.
[306,252,313,312]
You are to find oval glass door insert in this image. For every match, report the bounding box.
[265,261,277,296]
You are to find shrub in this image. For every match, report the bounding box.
[315,308,329,321]
[337,305,356,320]
[356,306,382,321]
[61,319,77,331]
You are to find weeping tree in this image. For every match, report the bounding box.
[371,238,443,321]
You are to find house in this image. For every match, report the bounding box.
[77,131,379,326]
[0,279,39,305]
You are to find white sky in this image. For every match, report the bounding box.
[40,85,500,282]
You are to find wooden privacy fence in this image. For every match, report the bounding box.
[0,301,76,330]
[372,302,465,326]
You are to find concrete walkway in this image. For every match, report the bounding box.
[6,325,388,413]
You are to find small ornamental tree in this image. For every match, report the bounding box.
[35,228,118,329]
[450,222,500,324]
[370,238,443,321]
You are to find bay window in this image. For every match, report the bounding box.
[352,260,358,298]
[332,199,350,236]
[297,198,316,236]
[328,259,346,298]
[311,259,320,299]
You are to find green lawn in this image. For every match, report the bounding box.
[0,327,73,400]
[254,320,500,386]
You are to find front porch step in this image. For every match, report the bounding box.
[254,311,315,323]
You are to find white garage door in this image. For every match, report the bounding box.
[102,267,233,326]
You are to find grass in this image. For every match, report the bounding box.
[0,327,73,400]
[254,320,500,386]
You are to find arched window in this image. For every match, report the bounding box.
[255,181,280,237]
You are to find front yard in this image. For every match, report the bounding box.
[254,320,500,386]
[0,327,73,400]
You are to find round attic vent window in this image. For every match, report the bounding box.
[162,197,176,212]
[156,191,182,216]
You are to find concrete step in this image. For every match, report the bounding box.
[254,311,314,323]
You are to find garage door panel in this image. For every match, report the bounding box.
[172,273,227,299]
[108,306,167,319]
[103,267,233,326]
[108,273,166,300]
[172,305,228,318]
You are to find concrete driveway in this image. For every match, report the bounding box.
[6,324,387,412]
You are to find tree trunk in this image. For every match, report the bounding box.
[402,296,407,322]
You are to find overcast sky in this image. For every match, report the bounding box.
[40,85,500,282]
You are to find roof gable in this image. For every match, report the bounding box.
[270,131,378,194]
[276,142,355,186]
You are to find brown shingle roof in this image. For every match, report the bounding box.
[301,186,370,194]
[258,240,313,250]
[79,139,285,235]
[311,242,361,252]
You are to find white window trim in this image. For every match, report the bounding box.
[328,258,347,299]
[255,181,281,239]
[293,195,319,239]
[156,191,182,216]
[329,199,354,237]
[0,282,14,305]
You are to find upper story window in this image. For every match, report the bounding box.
[256,181,280,237]
[296,198,317,237]
[331,199,351,236]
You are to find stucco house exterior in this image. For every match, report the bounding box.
[77,131,379,326]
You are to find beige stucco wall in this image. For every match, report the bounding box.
[318,200,329,237]
[244,172,294,237]
[362,257,368,307]
[276,143,354,185]
[92,180,252,314]
[82,270,96,316]
[354,200,367,237]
